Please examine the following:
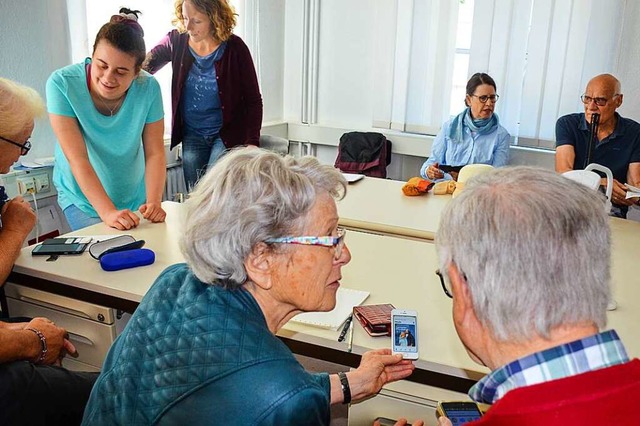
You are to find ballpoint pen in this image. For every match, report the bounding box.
[347,317,355,353]
[338,314,353,342]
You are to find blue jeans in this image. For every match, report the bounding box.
[63,204,102,231]
[181,134,226,191]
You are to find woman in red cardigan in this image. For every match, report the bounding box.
[144,0,263,190]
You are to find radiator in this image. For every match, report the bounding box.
[164,165,186,202]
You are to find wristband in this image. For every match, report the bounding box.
[26,327,47,364]
[337,371,351,404]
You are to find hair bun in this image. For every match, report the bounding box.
[110,8,144,37]
[119,12,139,21]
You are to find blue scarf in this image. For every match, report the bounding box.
[448,107,500,142]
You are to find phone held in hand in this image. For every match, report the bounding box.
[391,309,418,360]
[438,165,464,174]
[436,401,483,425]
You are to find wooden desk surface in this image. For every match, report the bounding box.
[9,202,640,391]
[10,203,188,310]
[9,202,483,391]
[279,229,488,383]
[337,177,450,240]
[607,217,640,358]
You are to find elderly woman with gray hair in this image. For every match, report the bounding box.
[83,148,416,425]
[0,77,98,426]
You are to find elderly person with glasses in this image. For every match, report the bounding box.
[0,77,99,426]
[420,72,511,182]
[430,166,639,425]
[555,73,640,218]
[83,148,416,425]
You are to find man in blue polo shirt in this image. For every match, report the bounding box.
[555,74,640,218]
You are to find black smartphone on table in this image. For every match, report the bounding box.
[32,242,88,256]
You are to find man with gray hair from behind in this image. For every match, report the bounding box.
[434,166,639,425]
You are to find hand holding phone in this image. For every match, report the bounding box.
[438,164,464,174]
[427,163,445,180]
[391,309,419,360]
[436,401,482,425]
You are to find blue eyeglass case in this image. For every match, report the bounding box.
[99,248,155,272]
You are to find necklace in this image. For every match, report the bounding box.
[96,93,124,117]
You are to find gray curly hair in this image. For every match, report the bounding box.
[436,166,610,342]
[180,148,347,288]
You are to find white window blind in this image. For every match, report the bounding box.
[372,0,459,135]
[470,0,626,148]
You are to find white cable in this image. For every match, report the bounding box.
[30,190,39,243]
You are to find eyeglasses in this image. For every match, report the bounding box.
[265,227,346,260]
[435,268,468,299]
[581,94,620,107]
[435,269,453,299]
[470,94,499,104]
[0,135,32,155]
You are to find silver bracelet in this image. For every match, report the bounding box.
[26,327,47,364]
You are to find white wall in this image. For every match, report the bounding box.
[3,1,640,176]
[257,0,286,123]
[0,0,285,160]
[0,0,71,161]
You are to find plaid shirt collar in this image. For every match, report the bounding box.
[469,329,629,405]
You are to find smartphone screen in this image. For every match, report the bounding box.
[438,165,464,174]
[391,310,418,359]
[32,243,87,256]
[439,402,482,425]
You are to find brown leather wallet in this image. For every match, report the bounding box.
[353,304,395,336]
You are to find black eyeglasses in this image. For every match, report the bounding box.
[435,268,469,298]
[470,94,499,104]
[435,269,453,298]
[0,135,32,155]
[581,94,620,107]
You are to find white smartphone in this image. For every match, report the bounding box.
[391,309,419,359]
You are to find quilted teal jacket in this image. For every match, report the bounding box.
[82,263,331,425]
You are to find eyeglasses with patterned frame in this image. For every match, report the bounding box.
[470,94,499,104]
[580,94,621,107]
[265,227,346,260]
[0,135,32,156]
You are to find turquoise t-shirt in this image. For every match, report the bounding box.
[46,59,164,217]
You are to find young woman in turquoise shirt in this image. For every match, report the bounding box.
[47,8,166,231]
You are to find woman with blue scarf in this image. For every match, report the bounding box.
[420,73,510,181]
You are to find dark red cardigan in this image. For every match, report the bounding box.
[144,30,263,150]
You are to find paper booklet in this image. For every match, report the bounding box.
[291,287,370,330]
[342,173,365,184]
[625,183,640,199]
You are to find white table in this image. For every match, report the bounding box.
[338,177,450,240]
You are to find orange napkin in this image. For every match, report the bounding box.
[402,177,434,196]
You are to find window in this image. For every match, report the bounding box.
[372,0,627,150]
[469,0,627,149]
[450,0,474,117]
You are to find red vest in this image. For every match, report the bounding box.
[471,359,640,425]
